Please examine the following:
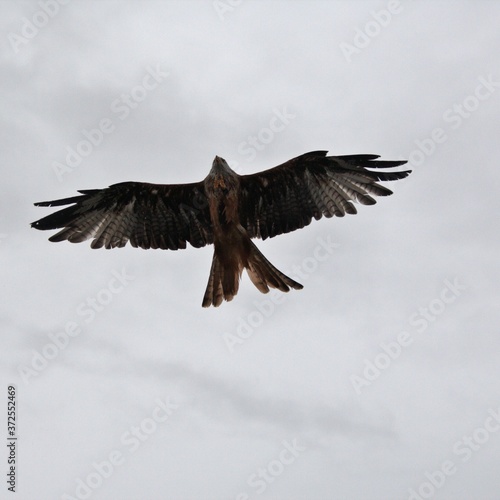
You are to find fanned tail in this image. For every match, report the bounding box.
[202,236,303,308]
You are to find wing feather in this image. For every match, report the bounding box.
[239,151,410,239]
[31,181,213,250]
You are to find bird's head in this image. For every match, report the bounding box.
[211,155,230,174]
[208,156,237,192]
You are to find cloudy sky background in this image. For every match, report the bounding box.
[1,1,499,499]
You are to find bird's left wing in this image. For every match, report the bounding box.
[31,181,212,250]
[239,151,410,240]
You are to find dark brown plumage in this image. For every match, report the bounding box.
[31,150,410,306]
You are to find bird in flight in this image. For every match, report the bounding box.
[32,150,410,307]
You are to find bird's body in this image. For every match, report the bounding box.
[201,157,303,306]
[32,151,410,307]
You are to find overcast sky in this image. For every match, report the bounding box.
[1,1,499,499]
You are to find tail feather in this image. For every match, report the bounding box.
[202,249,241,307]
[202,253,226,307]
[202,238,302,307]
[246,240,303,294]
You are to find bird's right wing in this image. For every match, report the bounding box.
[31,181,213,250]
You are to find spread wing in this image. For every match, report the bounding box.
[31,181,212,250]
[239,151,410,240]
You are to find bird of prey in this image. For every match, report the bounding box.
[32,150,410,307]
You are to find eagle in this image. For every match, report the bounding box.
[31,150,410,307]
